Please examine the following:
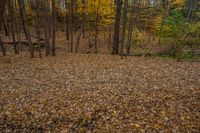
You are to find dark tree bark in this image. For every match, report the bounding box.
[0,0,6,22]
[186,0,195,21]
[8,0,18,54]
[35,0,42,58]
[112,0,122,55]
[0,37,6,56]
[13,1,21,52]
[43,0,50,56]
[3,16,9,37]
[52,0,56,56]
[65,1,70,40]
[66,14,70,40]
[19,0,28,40]
[70,0,75,53]
[18,0,34,57]
[48,1,52,50]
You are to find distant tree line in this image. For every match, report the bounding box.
[0,0,199,60]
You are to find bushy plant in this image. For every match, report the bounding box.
[158,9,200,61]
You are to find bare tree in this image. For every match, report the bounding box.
[127,1,134,55]
[0,0,7,56]
[0,37,6,56]
[8,0,18,54]
[65,0,70,40]
[82,0,86,38]
[75,30,82,53]
[52,0,56,56]
[18,0,34,57]
[121,0,128,58]
[108,26,112,51]
[43,0,51,56]
[35,0,42,58]
[158,0,169,48]
[68,0,75,53]
[94,0,101,54]
[112,0,122,55]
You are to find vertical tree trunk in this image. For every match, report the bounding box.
[18,0,34,57]
[43,0,50,56]
[94,0,100,54]
[70,0,75,53]
[0,0,6,21]
[75,31,82,53]
[19,0,28,40]
[161,0,168,30]
[186,0,194,21]
[12,0,21,52]
[35,0,42,58]
[112,0,122,55]
[48,1,52,38]
[158,0,169,49]
[127,12,134,55]
[0,37,6,56]
[108,0,113,51]
[66,15,70,40]
[13,0,20,53]
[121,0,128,58]
[137,3,142,32]
[108,26,112,50]
[8,0,18,54]
[0,0,6,56]
[65,1,70,40]
[3,15,9,37]
[52,0,56,56]
[82,0,86,38]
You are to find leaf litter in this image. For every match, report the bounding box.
[0,53,200,132]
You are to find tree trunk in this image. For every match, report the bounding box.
[127,13,134,55]
[112,0,122,55]
[82,0,86,38]
[108,26,112,51]
[52,0,56,56]
[19,0,28,40]
[160,0,168,30]
[65,0,70,40]
[0,37,6,56]
[18,0,34,57]
[35,0,42,58]
[0,0,6,23]
[94,0,100,54]
[121,0,128,58]
[186,0,194,21]
[158,0,169,49]
[75,31,82,53]
[0,0,6,56]
[70,0,75,53]
[43,0,50,56]
[3,15,9,37]
[8,0,18,54]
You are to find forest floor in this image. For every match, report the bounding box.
[0,53,200,132]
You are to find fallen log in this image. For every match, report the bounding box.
[2,40,46,48]
[123,52,157,57]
